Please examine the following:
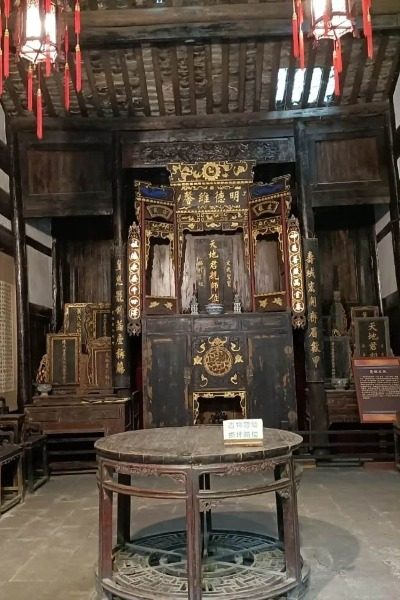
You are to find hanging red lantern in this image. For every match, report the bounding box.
[0,0,83,139]
[292,1,373,96]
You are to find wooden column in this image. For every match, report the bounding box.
[111,133,131,391]
[295,122,329,441]
[8,131,32,409]
[51,238,64,333]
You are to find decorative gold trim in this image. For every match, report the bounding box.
[251,216,283,256]
[145,221,175,269]
[192,390,247,425]
[287,216,306,329]
[127,223,141,336]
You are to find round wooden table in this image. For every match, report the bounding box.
[95,426,309,600]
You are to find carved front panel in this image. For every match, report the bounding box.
[191,335,246,390]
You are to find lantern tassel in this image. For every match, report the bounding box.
[292,14,299,58]
[45,36,52,77]
[45,0,51,13]
[4,0,10,19]
[4,29,9,79]
[75,44,81,92]
[366,12,373,58]
[64,63,70,110]
[75,1,81,36]
[336,40,342,73]
[298,1,305,70]
[27,66,33,111]
[333,50,340,96]
[292,1,299,58]
[37,88,43,140]
[64,26,69,58]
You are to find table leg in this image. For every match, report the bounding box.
[274,464,284,543]
[200,473,212,558]
[98,464,114,581]
[281,458,302,582]
[186,471,202,600]
[117,473,131,545]
[26,445,34,494]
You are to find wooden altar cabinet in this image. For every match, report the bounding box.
[127,161,306,429]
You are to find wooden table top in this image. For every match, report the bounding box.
[95,426,302,465]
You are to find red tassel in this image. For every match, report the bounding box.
[64,63,70,110]
[37,88,43,140]
[4,0,10,19]
[298,2,305,70]
[0,50,3,97]
[45,36,51,77]
[336,40,343,73]
[75,2,81,36]
[333,52,340,96]
[64,26,69,57]
[4,29,9,79]
[75,44,81,92]
[27,66,33,111]
[292,10,299,58]
[45,0,51,13]
[362,0,369,37]
[366,13,373,58]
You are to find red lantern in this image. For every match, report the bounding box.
[292,1,373,96]
[1,0,83,138]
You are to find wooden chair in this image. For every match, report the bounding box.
[0,431,24,515]
[0,412,49,493]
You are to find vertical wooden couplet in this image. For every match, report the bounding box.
[8,130,32,409]
[112,133,130,391]
[295,120,329,440]
[302,238,329,440]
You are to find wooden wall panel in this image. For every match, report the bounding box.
[19,131,112,217]
[27,149,107,195]
[295,117,390,207]
[63,240,112,304]
[315,137,380,183]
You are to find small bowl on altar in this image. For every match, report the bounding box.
[36,383,52,396]
[205,303,224,315]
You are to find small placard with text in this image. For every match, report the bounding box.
[223,419,263,445]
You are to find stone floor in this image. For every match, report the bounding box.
[0,468,399,599]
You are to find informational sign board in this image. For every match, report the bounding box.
[353,358,400,423]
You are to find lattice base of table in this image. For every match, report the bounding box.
[101,529,309,600]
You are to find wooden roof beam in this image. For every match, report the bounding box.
[63,3,400,47]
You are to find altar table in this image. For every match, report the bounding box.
[95,426,309,600]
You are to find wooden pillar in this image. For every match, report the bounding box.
[111,133,131,392]
[51,238,64,333]
[385,108,400,293]
[295,122,329,441]
[8,130,32,409]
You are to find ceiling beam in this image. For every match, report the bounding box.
[8,101,390,134]
[63,3,400,47]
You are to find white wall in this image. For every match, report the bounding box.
[374,75,400,302]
